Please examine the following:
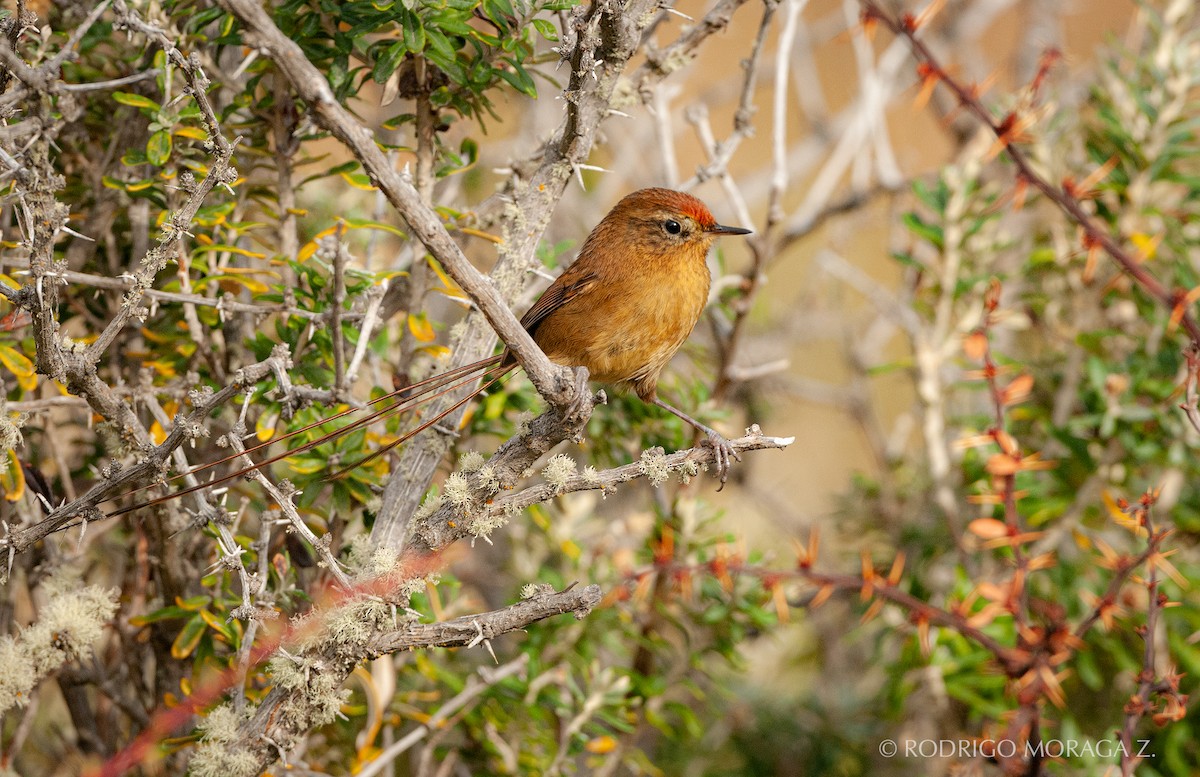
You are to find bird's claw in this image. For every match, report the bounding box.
[704,430,741,491]
[563,366,593,423]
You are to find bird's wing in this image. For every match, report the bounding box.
[520,266,598,336]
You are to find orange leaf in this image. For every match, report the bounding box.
[993,430,1019,455]
[586,736,617,754]
[963,331,988,360]
[810,584,834,609]
[1001,373,1034,405]
[968,518,1009,540]
[986,453,1020,476]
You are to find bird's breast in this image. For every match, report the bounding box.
[533,253,710,392]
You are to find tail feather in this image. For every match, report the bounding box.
[106,354,506,518]
[118,356,504,502]
[325,365,513,481]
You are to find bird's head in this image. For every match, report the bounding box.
[599,188,752,259]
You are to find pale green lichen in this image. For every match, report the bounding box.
[581,465,601,487]
[638,448,670,488]
[676,460,701,485]
[609,77,638,109]
[542,454,577,492]
[0,410,26,451]
[0,575,118,715]
[477,465,499,491]
[470,510,509,541]
[344,534,376,575]
[442,472,473,509]
[188,743,259,777]
[413,493,445,524]
[196,702,253,743]
[458,450,485,472]
[0,638,35,715]
[395,575,430,602]
[322,597,389,649]
[514,410,535,437]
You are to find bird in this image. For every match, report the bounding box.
[514,187,751,481]
[108,188,751,517]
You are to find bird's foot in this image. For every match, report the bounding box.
[703,429,741,491]
[563,366,594,424]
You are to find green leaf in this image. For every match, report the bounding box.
[901,211,943,248]
[146,130,173,166]
[373,40,407,83]
[531,18,558,41]
[424,29,465,85]
[113,91,159,110]
[171,614,207,659]
[401,8,424,52]
[129,605,192,627]
[498,57,536,97]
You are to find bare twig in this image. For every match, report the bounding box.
[355,654,531,777]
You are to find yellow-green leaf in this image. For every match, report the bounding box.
[192,245,268,260]
[417,344,451,359]
[0,449,24,503]
[113,91,158,109]
[146,130,172,166]
[0,343,34,379]
[193,275,271,294]
[171,614,206,659]
[175,595,212,611]
[256,407,280,442]
[340,171,378,191]
[174,126,208,141]
[426,257,467,299]
[286,457,326,475]
[342,218,406,239]
[407,312,435,342]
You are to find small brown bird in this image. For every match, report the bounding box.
[108,188,750,516]
[519,187,751,482]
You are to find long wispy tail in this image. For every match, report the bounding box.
[106,354,508,518]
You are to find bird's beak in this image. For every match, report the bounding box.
[707,223,752,236]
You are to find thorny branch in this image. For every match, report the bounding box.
[859,0,1200,429]
[99,583,600,777]
[218,0,575,409]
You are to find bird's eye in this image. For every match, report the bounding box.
[664,219,682,235]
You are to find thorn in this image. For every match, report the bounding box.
[231,49,260,80]
[572,163,609,192]
[467,619,486,649]
[60,225,95,242]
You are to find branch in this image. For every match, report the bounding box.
[474,427,795,532]
[0,356,280,562]
[217,0,573,408]
[858,0,1200,347]
[179,584,600,776]
[368,584,601,655]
